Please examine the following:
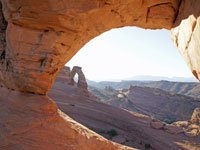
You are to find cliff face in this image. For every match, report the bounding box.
[171,0,200,80]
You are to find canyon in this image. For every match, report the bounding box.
[48,67,200,149]
[89,84,200,122]
[0,0,200,149]
[88,79,200,99]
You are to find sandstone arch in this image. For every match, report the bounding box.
[0,0,199,95]
[70,66,89,96]
[0,1,200,150]
[70,66,88,89]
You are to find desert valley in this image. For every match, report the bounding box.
[49,66,200,150]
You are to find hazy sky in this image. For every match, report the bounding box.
[66,27,195,81]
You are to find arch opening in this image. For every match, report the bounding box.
[52,26,200,148]
[66,27,197,82]
[72,73,79,84]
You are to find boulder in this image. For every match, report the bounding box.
[185,129,199,137]
[150,120,165,129]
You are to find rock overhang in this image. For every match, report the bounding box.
[0,0,199,95]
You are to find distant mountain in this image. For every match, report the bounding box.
[87,80,200,99]
[125,75,199,82]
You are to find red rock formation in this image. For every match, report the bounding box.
[70,66,89,96]
[173,108,200,137]
[0,0,200,149]
[55,66,89,96]
[191,107,200,125]
[0,87,133,150]
[171,0,200,80]
[0,0,198,95]
[0,0,181,94]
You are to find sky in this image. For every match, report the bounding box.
[66,27,195,81]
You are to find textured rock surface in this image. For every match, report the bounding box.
[171,0,200,80]
[172,108,200,137]
[0,0,181,94]
[0,87,133,150]
[93,85,200,122]
[1,0,200,95]
[164,124,184,134]
[191,107,200,124]
[150,120,165,129]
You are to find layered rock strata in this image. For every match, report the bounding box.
[0,0,182,94]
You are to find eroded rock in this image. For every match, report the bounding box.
[56,66,89,96]
[191,107,200,125]
[70,66,88,89]
[0,0,181,94]
[0,87,133,150]
[172,108,200,137]
[171,0,200,80]
[150,120,165,129]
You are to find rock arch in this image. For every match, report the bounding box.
[0,0,199,94]
[70,66,88,89]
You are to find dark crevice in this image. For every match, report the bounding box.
[173,0,183,24]
[148,2,172,8]
[192,70,199,80]
[40,57,48,68]
[0,2,8,64]
[0,50,5,60]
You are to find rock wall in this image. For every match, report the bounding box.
[0,2,7,87]
[0,0,181,94]
[171,0,200,80]
[191,107,200,125]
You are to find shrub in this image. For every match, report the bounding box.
[107,129,118,138]
[145,143,152,150]
[163,118,176,124]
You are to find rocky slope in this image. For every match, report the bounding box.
[0,87,132,150]
[89,85,200,123]
[48,67,200,150]
[173,107,200,137]
[88,80,200,99]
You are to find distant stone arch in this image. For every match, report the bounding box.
[70,66,88,89]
